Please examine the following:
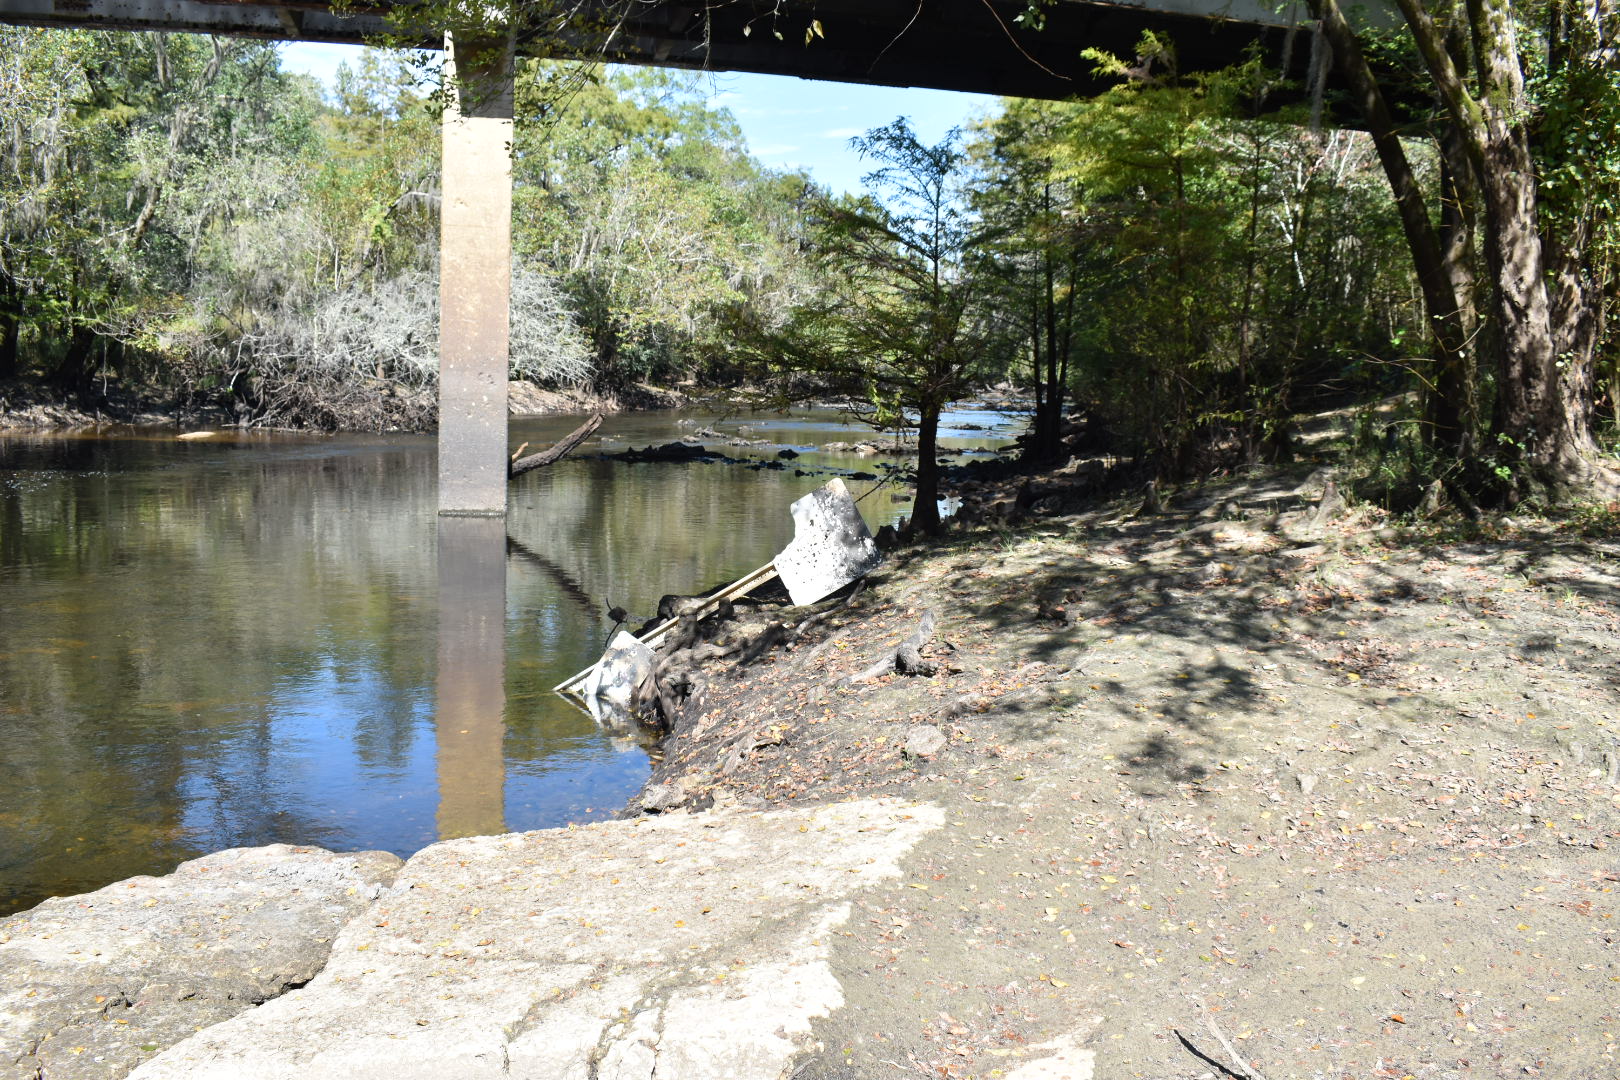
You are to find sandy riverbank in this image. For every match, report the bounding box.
[629,459,1620,1079]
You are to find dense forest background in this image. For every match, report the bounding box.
[2,23,1615,507]
[0,33,818,429]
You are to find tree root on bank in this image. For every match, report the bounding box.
[626,582,870,733]
[789,581,863,641]
[835,609,937,687]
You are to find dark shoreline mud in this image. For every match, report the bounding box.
[0,377,689,434]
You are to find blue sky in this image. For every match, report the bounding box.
[277,43,995,196]
[696,69,995,194]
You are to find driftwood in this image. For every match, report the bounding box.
[663,618,778,673]
[649,670,684,727]
[509,413,603,478]
[632,607,766,729]
[721,731,782,776]
[735,621,786,666]
[895,610,938,675]
[837,609,937,687]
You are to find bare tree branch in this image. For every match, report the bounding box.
[509,412,603,477]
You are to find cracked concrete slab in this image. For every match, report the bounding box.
[0,845,401,1080]
[617,904,849,1080]
[1001,1029,1100,1080]
[129,798,940,1080]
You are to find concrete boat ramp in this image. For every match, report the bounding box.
[3,799,1088,1080]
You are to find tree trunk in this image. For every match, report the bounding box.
[1545,214,1604,453]
[1311,0,1474,448]
[508,413,603,478]
[1542,3,1614,474]
[1237,127,1263,462]
[1390,0,1604,494]
[1465,0,1597,489]
[0,277,19,380]
[910,407,943,536]
[1427,133,1480,455]
[1023,272,1066,465]
[1480,142,1576,478]
[51,324,97,395]
[1024,297,1050,462]
[1039,217,1064,461]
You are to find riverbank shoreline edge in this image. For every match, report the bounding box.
[0,375,1033,435]
[6,455,1620,1079]
[0,378,689,434]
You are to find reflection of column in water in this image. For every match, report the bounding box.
[435,516,508,840]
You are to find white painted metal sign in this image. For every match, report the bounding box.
[774,478,883,606]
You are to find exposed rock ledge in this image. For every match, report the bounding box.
[3,799,942,1080]
[1,845,402,1080]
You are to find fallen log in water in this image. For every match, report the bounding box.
[509,413,603,478]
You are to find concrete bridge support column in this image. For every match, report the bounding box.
[438,33,514,516]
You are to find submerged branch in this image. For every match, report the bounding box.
[509,413,603,477]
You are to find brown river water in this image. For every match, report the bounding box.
[0,408,1018,913]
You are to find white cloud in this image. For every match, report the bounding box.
[751,144,802,157]
[820,127,865,139]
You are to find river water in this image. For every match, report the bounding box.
[0,407,1018,914]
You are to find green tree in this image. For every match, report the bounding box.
[1029,44,1263,472]
[1309,0,1620,500]
[0,29,318,394]
[973,99,1086,463]
[778,119,1001,536]
[513,64,815,389]
[3,32,821,425]
[987,37,1417,476]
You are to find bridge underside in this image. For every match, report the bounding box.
[1,0,1342,514]
[0,0,1317,100]
[609,1,1313,100]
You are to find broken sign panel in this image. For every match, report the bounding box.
[774,478,883,607]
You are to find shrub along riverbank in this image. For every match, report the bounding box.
[0,376,687,434]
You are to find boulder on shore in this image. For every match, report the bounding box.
[0,845,401,1080]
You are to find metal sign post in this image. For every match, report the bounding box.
[556,479,882,706]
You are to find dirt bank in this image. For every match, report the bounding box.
[0,378,179,430]
[634,463,1620,1079]
[0,378,687,433]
